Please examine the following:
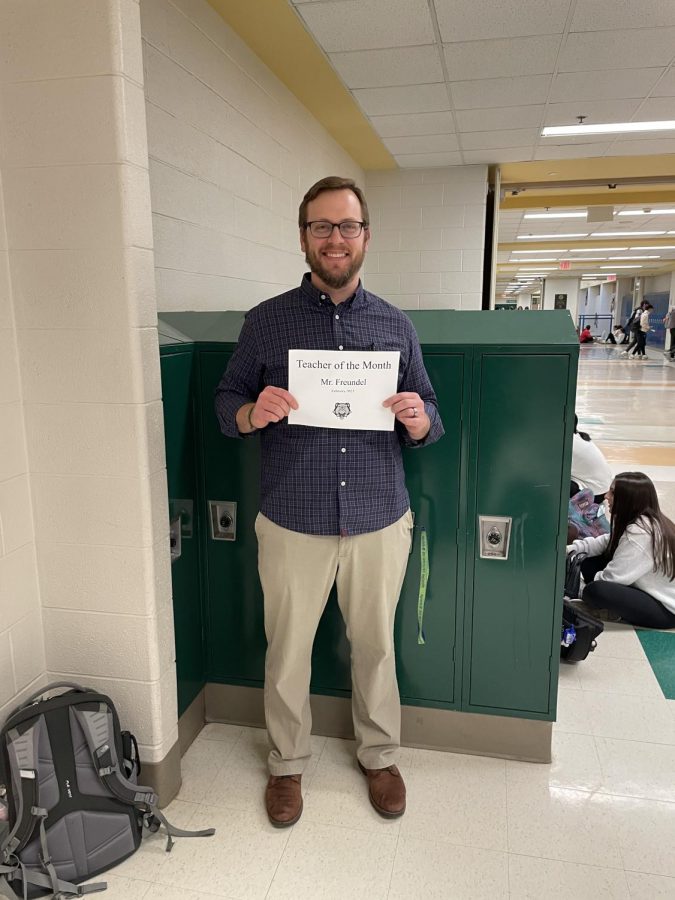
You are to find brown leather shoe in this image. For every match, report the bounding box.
[265,774,303,827]
[358,762,406,818]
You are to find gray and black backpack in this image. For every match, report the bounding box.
[0,682,214,898]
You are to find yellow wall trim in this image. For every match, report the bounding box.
[207,0,395,172]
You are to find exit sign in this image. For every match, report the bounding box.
[559,261,571,270]
[607,274,617,282]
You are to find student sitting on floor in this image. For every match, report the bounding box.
[579,325,594,343]
[567,472,675,628]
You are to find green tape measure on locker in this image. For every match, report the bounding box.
[417,527,429,645]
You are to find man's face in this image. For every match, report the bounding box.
[300,189,370,290]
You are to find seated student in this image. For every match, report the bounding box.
[567,472,675,628]
[579,325,594,343]
[606,325,628,345]
[570,416,612,503]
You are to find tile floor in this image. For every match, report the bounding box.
[97,343,675,899]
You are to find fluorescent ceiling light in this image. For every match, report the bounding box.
[516,233,588,239]
[512,249,567,253]
[518,267,556,271]
[567,257,607,261]
[523,212,586,219]
[630,245,675,250]
[618,208,675,216]
[591,231,665,236]
[607,255,659,260]
[510,258,559,262]
[581,274,606,277]
[542,120,675,137]
[600,265,641,269]
[571,247,628,252]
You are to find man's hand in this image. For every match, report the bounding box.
[238,387,298,433]
[383,392,430,440]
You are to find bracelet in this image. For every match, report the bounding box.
[247,405,258,432]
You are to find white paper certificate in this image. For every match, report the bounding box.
[287,349,400,430]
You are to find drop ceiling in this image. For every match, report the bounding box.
[212,0,675,290]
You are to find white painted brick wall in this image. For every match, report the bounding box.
[0,0,176,762]
[0,169,46,723]
[141,0,364,312]
[364,167,487,310]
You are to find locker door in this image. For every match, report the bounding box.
[395,353,465,706]
[466,353,569,716]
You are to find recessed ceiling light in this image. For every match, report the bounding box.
[571,247,628,252]
[629,245,675,250]
[516,233,588,239]
[512,249,567,253]
[510,258,559,262]
[600,265,641,269]
[591,231,665,237]
[542,120,675,137]
[518,267,556,271]
[607,255,659,260]
[523,212,587,219]
[618,209,675,216]
[566,257,607,261]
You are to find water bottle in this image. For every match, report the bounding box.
[561,625,576,647]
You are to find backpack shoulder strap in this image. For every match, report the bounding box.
[72,706,214,851]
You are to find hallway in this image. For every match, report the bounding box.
[97,345,675,900]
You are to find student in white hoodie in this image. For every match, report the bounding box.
[568,472,675,628]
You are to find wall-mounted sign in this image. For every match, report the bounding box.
[554,293,567,309]
[559,261,571,270]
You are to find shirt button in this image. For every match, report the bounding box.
[320,294,326,300]
[340,481,346,486]
[341,447,346,453]
[338,345,344,350]
[335,314,340,319]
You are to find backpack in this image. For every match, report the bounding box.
[561,599,604,662]
[568,489,610,539]
[0,682,214,899]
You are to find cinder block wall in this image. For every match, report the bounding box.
[141,0,364,313]
[0,0,177,768]
[0,170,45,723]
[364,167,487,309]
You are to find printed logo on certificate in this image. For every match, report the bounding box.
[287,349,400,430]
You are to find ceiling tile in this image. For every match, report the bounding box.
[559,28,675,72]
[384,133,459,154]
[571,0,675,31]
[606,138,675,156]
[461,128,539,150]
[549,68,664,103]
[353,83,450,116]
[444,35,561,81]
[636,96,675,119]
[534,142,611,159]
[395,151,464,168]
[435,0,572,41]
[452,74,552,109]
[463,148,535,163]
[329,45,443,89]
[455,105,545,131]
[652,67,675,97]
[543,99,643,126]
[368,111,456,137]
[293,0,435,52]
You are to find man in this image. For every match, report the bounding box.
[663,306,675,359]
[215,176,444,827]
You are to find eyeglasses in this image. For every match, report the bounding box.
[304,220,367,239]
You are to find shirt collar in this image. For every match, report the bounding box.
[300,272,368,311]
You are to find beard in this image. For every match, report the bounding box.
[304,243,366,290]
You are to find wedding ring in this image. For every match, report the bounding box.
[412,407,418,417]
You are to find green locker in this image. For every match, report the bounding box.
[159,310,578,743]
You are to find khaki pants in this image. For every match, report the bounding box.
[255,510,413,775]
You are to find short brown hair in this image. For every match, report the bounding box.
[298,176,369,229]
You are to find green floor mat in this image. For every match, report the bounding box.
[636,629,675,700]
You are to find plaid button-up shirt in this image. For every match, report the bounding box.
[215,274,444,536]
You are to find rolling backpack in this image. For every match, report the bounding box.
[0,682,214,899]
